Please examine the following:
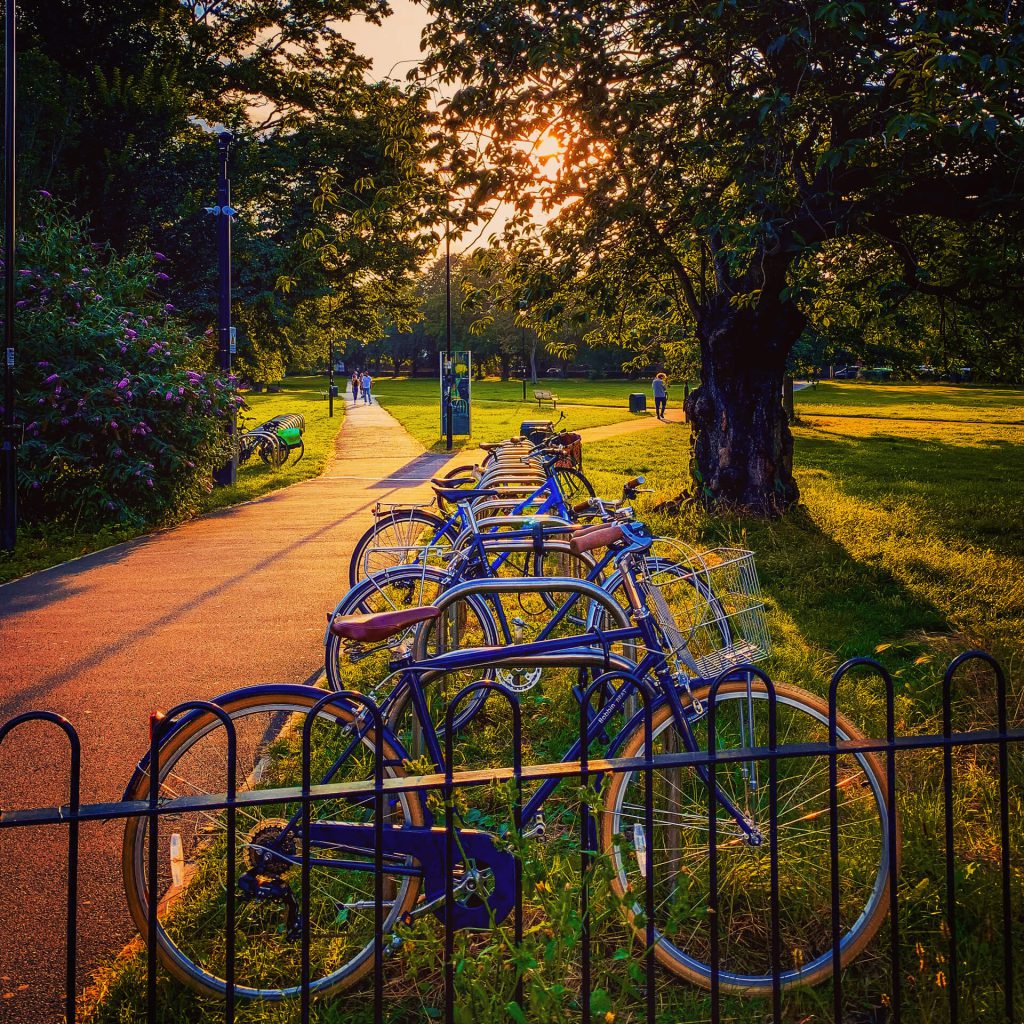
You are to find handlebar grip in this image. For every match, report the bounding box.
[571,499,593,514]
[625,475,646,489]
[569,524,624,555]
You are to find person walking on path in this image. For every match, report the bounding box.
[360,371,373,405]
[652,372,669,420]
[350,371,360,404]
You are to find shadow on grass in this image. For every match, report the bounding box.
[795,427,1024,560]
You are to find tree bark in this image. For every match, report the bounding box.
[683,296,803,516]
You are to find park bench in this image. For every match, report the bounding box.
[534,388,559,409]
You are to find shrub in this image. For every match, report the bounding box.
[3,196,239,529]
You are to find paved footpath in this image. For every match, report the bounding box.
[0,399,460,1022]
[0,401,669,1022]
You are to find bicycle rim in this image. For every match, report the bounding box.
[122,689,423,1001]
[602,681,892,993]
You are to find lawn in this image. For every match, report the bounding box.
[84,382,1024,1024]
[372,377,652,450]
[794,380,1024,424]
[0,376,343,584]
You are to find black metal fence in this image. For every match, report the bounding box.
[0,650,1019,1023]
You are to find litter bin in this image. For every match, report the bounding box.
[520,419,553,443]
[629,393,647,414]
[329,385,339,398]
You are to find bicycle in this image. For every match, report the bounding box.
[123,519,893,1002]
[347,435,595,587]
[325,478,702,699]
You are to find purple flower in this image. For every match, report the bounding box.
[125,329,138,340]
[60,417,69,426]
[37,361,49,368]
[178,386,184,395]
[155,272,171,282]
[109,420,118,429]
[186,370,202,383]
[18,269,32,277]
[44,373,59,384]
[38,189,52,198]
[117,378,129,389]
[26,421,38,433]
[31,480,41,489]
[107,501,116,510]
[15,299,29,308]
[146,479,154,488]
[81,267,90,275]
[126,391,134,400]
[165,391,174,401]
[153,252,167,262]
[164,303,176,313]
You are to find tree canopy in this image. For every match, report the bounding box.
[17,0,439,381]
[422,1,1024,512]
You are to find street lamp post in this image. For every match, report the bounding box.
[444,227,453,452]
[204,127,237,486]
[1,0,17,552]
[327,295,334,418]
[518,298,528,403]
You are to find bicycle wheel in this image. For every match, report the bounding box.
[258,434,287,468]
[554,466,594,506]
[601,680,892,994]
[122,685,424,1001]
[348,510,456,587]
[326,565,497,732]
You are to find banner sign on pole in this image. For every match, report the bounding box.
[440,351,471,437]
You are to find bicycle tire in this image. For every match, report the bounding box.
[554,466,595,506]
[121,685,424,1001]
[326,564,498,733]
[601,680,894,994]
[348,509,457,587]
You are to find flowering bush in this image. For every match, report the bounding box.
[3,197,240,528]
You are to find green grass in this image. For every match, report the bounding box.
[794,381,1024,424]
[84,383,1024,1023]
[372,377,651,451]
[0,377,343,584]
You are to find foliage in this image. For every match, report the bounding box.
[5,198,238,530]
[17,0,439,381]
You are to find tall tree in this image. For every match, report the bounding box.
[18,0,437,367]
[423,1,1024,514]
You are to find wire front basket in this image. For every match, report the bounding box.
[639,544,771,679]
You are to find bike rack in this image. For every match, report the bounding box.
[411,575,632,662]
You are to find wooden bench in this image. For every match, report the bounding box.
[534,389,559,409]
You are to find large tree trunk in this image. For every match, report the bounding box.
[683,298,803,516]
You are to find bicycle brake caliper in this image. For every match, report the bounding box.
[676,671,704,716]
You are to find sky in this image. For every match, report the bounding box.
[341,3,517,249]
[343,1,432,88]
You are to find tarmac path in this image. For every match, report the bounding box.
[0,400,669,1021]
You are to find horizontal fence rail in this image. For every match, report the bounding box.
[0,651,1019,1024]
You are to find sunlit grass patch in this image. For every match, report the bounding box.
[371,377,646,451]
